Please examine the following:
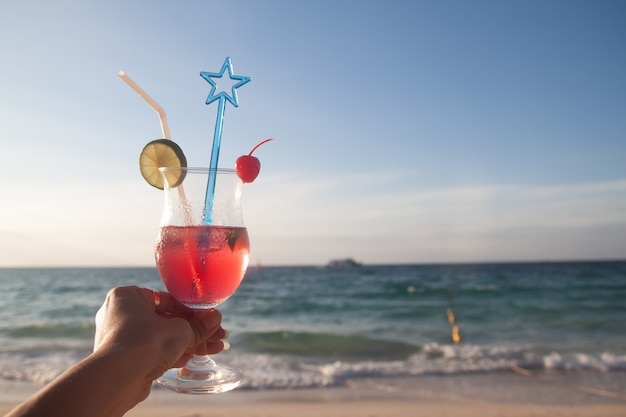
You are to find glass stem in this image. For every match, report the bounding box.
[187,341,215,369]
[186,355,216,371]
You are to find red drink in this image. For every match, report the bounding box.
[155,225,250,307]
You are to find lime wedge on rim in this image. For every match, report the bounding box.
[139,139,187,189]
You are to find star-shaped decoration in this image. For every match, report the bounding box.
[200,57,251,107]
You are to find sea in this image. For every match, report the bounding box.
[1,261,625,402]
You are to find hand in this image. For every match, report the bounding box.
[5,286,228,417]
[94,286,227,383]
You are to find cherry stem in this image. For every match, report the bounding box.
[248,138,274,156]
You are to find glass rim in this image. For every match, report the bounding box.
[157,167,236,174]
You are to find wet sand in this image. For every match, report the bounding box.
[2,372,625,417]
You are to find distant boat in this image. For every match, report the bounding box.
[326,258,363,268]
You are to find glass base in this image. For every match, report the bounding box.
[156,355,243,394]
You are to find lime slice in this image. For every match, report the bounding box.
[139,139,187,189]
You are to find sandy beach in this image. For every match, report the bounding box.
[2,373,625,417]
[124,402,626,417]
[2,392,625,417]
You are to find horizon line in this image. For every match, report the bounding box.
[1,257,625,269]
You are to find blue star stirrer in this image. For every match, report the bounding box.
[200,57,251,223]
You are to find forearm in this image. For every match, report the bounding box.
[5,347,153,417]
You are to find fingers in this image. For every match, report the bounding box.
[139,287,224,346]
[109,286,227,344]
[206,339,230,355]
[141,289,229,362]
[172,341,228,367]
[152,290,193,318]
[189,309,223,346]
[187,334,229,358]
[210,327,228,341]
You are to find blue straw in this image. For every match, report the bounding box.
[200,57,251,224]
[204,99,226,224]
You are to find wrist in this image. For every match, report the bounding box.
[5,345,155,417]
[93,340,161,388]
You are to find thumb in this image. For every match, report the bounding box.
[189,309,223,345]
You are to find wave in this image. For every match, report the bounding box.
[236,331,417,359]
[220,342,626,390]
[2,336,625,389]
[0,343,92,385]
[2,322,95,339]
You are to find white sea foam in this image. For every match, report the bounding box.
[209,344,626,390]
[2,343,626,389]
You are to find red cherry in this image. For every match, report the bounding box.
[236,155,260,183]
[236,138,274,183]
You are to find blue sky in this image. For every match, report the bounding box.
[1,0,625,267]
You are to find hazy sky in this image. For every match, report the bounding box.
[1,0,625,267]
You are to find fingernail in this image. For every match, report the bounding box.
[222,341,231,351]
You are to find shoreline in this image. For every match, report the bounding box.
[2,390,625,417]
[129,400,626,417]
[2,372,625,417]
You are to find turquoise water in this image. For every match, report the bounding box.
[0,262,625,391]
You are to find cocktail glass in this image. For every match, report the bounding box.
[154,167,250,394]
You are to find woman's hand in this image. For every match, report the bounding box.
[4,286,228,417]
[94,286,227,382]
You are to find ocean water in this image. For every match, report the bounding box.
[1,262,625,396]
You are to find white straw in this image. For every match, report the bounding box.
[118,71,172,139]
[118,71,191,225]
